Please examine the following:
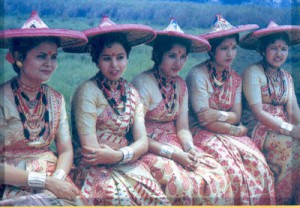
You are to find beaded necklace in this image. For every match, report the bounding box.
[11,78,49,140]
[206,59,230,89]
[153,68,177,114]
[95,72,127,115]
[262,61,287,105]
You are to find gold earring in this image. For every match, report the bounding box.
[16,61,23,68]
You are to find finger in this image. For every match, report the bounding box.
[82,158,94,164]
[82,146,96,154]
[81,153,94,159]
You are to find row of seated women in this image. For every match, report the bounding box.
[0,11,299,206]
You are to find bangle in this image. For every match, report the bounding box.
[280,121,294,135]
[28,172,46,188]
[52,169,66,180]
[119,146,135,164]
[160,145,175,159]
[229,125,241,136]
[218,111,229,122]
[182,142,195,152]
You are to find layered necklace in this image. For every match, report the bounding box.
[206,59,230,89]
[262,61,287,105]
[153,68,177,114]
[95,72,127,115]
[11,77,49,140]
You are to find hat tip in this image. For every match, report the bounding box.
[31,11,38,16]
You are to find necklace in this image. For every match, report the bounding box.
[11,78,49,140]
[262,61,287,105]
[19,79,41,92]
[95,72,127,115]
[206,59,230,89]
[153,68,177,114]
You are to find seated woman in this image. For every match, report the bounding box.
[131,18,233,205]
[0,11,87,206]
[64,16,170,206]
[240,21,300,205]
[186,15,275,205]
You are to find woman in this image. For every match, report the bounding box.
[64,16,170,206]
[186,14,276,205]
[240,21,300,205]
[0,11,88,205]
[131,18,233,205]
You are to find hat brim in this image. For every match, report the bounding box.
[147,31,211,53]
[63,24,156,53]
[200,24,259,40]
[240,25,300,50]
[0,28,88,48]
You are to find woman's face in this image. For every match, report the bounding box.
[264,39,288,68]
[96,42,128,81]
[212,37,237,70]
[159,43,188,78]
[19,41,58,86]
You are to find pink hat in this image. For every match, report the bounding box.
[63,16,156,53]
[240,21,300,50]
[0,11,88,48]
[148,18,211,53]
[199,14,259,40]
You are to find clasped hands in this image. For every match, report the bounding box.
[172,147,205,172]
[81,145,122,166]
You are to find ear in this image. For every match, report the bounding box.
[13,52,23,62]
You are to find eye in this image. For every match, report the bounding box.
[168,53,176,59]
[37,54,47,59]
[117,55,125,60]
[51,54,58,60]
[220,46,228,50]
[101,56,111,61]
[180,54,187,60]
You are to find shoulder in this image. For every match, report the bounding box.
[242,63,264,78]
[131,69,155,89]
[186,62,208,80]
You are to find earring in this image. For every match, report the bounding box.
[16,61,23,68]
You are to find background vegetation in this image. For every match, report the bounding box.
[1,0,300,115]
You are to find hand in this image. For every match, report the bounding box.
[172,150,198,171]
[81,145,123,166]
[238,123,248,136]
[197,108,220,126]
[45,177,80,200]
[291,124,300,139]
[188,147,206,163]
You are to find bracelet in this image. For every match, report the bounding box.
[182,142,195,152]
[52,169,67,180]
[119,146,135,164]
[160,145,175,159]
[218,111,229,122]
[280,121,294,135]
[229,125,241,137]
[28,172,46,188]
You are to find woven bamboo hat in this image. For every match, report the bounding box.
[199,14,259,40]
[240,20,300,50]
[0,11,88,49]
[148,18,211,53]
[63,16,156,53]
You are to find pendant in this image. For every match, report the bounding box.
[28,136,44,146]
[27,100,38,108]
[213,76,223,87]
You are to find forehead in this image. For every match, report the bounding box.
[167,43,187,53]
[267,39,289,47]
[219,37,237,45]
[100,42,126,54]
[30,41,58,52]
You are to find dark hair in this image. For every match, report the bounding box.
[90,33,132,64]
[208,34,239,59]
[11,37,60,74]
[258,32,290,56]
[151,36,191,67]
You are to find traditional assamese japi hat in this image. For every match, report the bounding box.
[63,16,156,53]
[239,21,300,50]
[0,11,88,49]
[148,18,211,53]
[199,14,259,40]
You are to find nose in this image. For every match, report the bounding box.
[111,57,118,67]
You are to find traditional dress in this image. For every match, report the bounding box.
[71,73,170,206]
[0,77,82,206]
[186,61,276,205]
[132,69,234,205]
[242,63,300,205]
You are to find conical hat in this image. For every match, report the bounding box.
[148,18,210,53]
[200,14,259,40]
[63,16,156,53]
[0,11,87,48]
[240,21,300,50]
